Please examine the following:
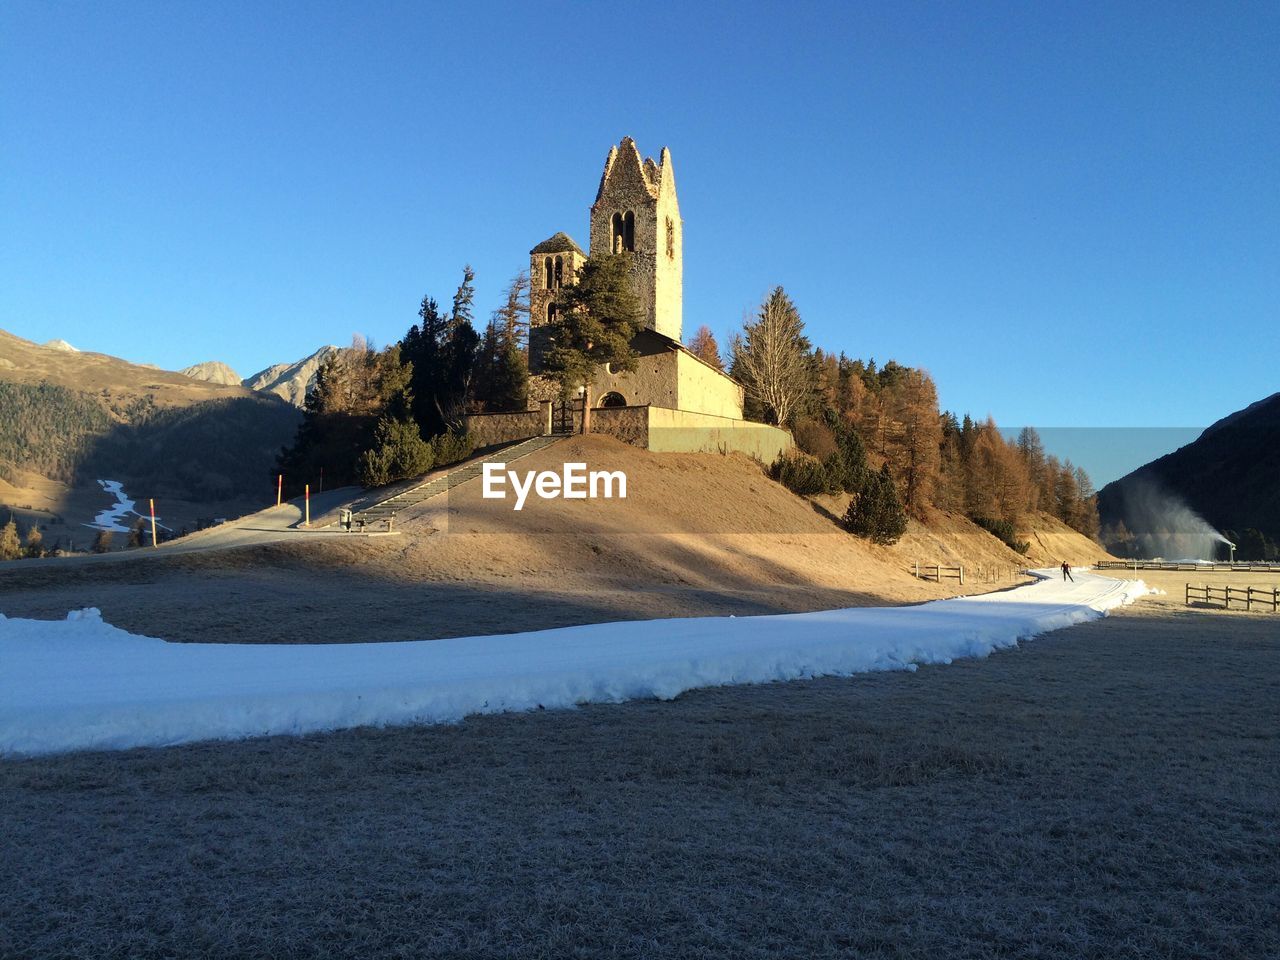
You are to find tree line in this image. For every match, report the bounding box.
[0,380,299,503]
[275,258,1100,553]
[280,266,535,490]
[279,253,647,490]
[724,286,1101,546]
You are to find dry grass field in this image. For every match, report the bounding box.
[3,585,1276,959]
[0,436,1109,645]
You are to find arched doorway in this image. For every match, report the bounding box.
[599,392,627,408]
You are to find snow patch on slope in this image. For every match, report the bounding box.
[0,571,1150,756]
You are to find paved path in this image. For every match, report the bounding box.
[347,435,564,527]
[0,488,370,571]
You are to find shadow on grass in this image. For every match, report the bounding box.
[2,609,1277,959]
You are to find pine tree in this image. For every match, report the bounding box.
[128,518,146,549]
[0,518,20,560]
[543,252,642,431]
[825,418,870,494]
[402,296,450,437]
[436,265,481,432]
[358,417,435,487]
[473,278,530,414]
[92,529,114,554]
[489,334,529,412]
[472,320,501,410]
[843,464,908,545]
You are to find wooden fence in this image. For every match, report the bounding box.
[913,564,964,584]
[1185,583,1280,612]
[972,565,1023,584]
[1098,560,1280,573]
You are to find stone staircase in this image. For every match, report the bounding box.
[345,435,564,529]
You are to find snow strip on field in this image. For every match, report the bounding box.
[0,570,1148,757]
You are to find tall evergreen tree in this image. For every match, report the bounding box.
[402,296,450,436]
[473,272,530,412]
[435,265,481,432]
[0,517,20,560]
[494,270,530,349]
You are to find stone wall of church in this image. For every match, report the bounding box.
[673,352,744,419]
[464,408,546,448]
[592,351,680,410]
[647,407,794,463]
[590,405,649,447]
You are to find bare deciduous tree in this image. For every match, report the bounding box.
[733,287,812,427]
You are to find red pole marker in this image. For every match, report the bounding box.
[149,498,158,547]
[305,484,310,527]
[277,473,283,507]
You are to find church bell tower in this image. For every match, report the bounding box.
[589,137,683,341]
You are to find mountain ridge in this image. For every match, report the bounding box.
[180,361,243,386]
[1098,391,1280,549]
[242,345,338,407]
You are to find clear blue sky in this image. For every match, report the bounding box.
[2,1,1276,478]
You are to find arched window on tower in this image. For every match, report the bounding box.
[544,257,553,289]
[546,302,557,324]
[554,256,563,288]
[623,211,635,252]
[611,212,624,254]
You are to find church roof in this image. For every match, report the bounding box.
[530,232,584,255]
[594,137,672,205]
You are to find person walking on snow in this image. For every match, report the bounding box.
[1061,560,1074,582]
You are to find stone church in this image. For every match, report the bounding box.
[470,138,791,462]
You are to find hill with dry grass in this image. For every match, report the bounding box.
[0,434,1110,645]
[0,329,257,408]
[386,435,1106,603]
[0,329,300,540]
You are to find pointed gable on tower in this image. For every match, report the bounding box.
[589,137,683,341]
